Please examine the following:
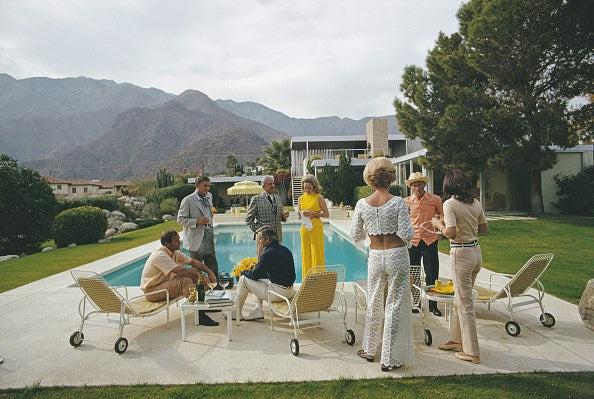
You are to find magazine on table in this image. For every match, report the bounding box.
[206,300,234,308]
[205,290,231,303]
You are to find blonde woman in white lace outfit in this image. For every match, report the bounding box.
[351,157,415,372]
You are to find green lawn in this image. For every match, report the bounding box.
[0,221,181,293]
[438,215,594,304]
[1,372,592,399]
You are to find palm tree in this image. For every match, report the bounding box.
[261,139,291,174]
[226,154,238,177]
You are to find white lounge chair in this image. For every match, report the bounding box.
[268,264,355,356]
[474,253,556,336]
[69,270,181,354]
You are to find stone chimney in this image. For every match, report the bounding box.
[366,118,389,157]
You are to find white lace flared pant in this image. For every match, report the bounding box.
[362,247,414,367]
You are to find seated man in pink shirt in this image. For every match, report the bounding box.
[141,230,219,326]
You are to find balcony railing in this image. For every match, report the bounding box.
[307,148,391,160]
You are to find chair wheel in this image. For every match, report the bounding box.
[540,312,555,327]
[69,331,84,347]
[290,338,299,356]
[345,329,356,346]
[114,337,128,354]
[424,329,432,346]
[505,321,521,337]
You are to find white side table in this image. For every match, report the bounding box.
[423,288,478,330]
[180,300,239,342]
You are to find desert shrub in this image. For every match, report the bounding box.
[116,205,137,221]
[389,185,402,197]
[146,184,195,205]
[159,197,179,216]
[353,185,402,202]
[135,218,164,229]
[57,195,118,213]
[141,202,162,218]
[0,154,58,255]
[553,166,594,215]
[147,182,221,207]
[53,206,107,248]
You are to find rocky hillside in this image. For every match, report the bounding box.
[215,99,402,136]
[0,74,174,161]
[34,95,271,179]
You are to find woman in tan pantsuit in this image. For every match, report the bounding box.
[432,169,488,364]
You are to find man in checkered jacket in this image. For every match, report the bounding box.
[245,175,289,257]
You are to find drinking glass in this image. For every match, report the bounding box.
[206,281,217,295]
[220,280,229,297]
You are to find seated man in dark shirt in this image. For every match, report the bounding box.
[233,226,296,321]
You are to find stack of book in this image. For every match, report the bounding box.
[204,290,233,307]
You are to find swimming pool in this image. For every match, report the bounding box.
[104,223,369,286]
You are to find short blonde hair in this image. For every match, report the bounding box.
[301,174,321,194]
[363,157,396,189]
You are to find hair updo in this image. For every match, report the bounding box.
[363,157,396,189]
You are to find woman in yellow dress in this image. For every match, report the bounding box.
[298,174,329,278]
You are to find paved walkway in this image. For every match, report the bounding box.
[0,220,592,389]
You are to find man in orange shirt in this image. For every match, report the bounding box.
[404,172,444,316]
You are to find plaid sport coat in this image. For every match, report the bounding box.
[245,192,284,242]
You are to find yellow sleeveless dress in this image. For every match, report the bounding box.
[299,193,325,278]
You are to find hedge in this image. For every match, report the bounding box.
[53,206,107,248]
[554,165,594,215]
[135,218,164,229]
[57,196,118,213]
[146,184,195,205]
[146,183,220,207]
[353,185,402,202]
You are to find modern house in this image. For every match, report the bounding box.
[290,118,593,213]
[290,119,422,204]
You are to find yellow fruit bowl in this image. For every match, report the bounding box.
[428,280,454,295]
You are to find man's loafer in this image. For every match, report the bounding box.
[199,314,220,327]
[431,308,443,317]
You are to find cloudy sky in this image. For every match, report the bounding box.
[0,0,462,119]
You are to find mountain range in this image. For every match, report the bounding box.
[0,73,406,179]
[215,99,401,137]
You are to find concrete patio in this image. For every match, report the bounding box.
[0,220,592,389]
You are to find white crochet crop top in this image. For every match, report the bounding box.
[350,196,414,247]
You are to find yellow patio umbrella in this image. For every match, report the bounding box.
[227,180,263,206]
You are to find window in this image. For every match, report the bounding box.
[57,184,62,189]
[83,187,88,194]
[72,187,77,194]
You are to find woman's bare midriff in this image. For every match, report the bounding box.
[369,234,405,250]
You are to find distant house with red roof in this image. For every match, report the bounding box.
[42,176,133,198]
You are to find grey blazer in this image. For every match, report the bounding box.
[245,192,284,242]
[177,192,213,251]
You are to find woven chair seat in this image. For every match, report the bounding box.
[271,301,291,316]
[128,298,176,315]
[473,285,498,301]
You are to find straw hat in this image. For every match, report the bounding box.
[405,172,428,187]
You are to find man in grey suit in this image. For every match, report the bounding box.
[177,176,218,283]
[177,176,219,325]
[245,175,289,257]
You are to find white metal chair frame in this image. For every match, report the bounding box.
[70,270,181,353]
[474,253,556,336]
[268,264,355,356]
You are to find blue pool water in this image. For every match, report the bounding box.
[104,224,368,286]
